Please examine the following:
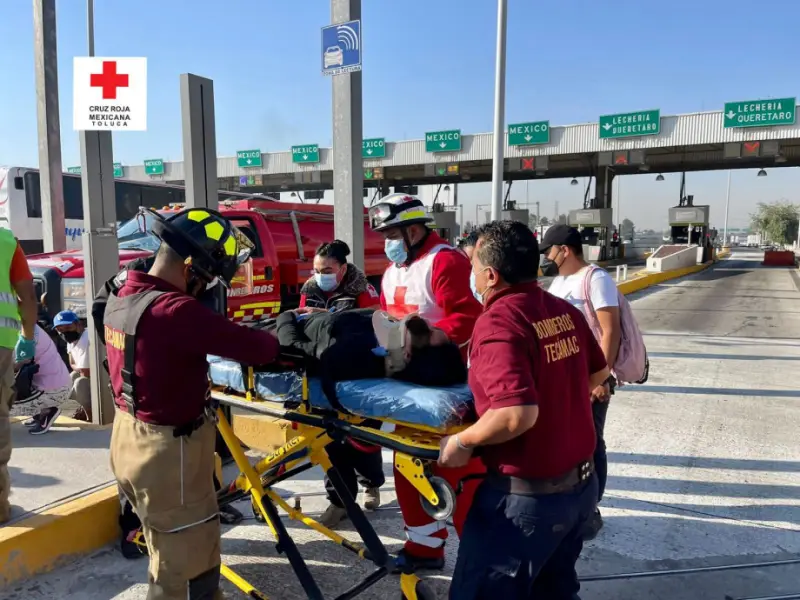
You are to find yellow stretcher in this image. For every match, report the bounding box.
[136,363,469,600]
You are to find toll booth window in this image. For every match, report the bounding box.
[231,219,262,257]
[23,172,84,220]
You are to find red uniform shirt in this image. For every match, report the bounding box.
[468,281,606,479]
[107,271,279,427]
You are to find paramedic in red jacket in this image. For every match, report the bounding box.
[368,193,485,572]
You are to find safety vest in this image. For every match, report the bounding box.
[0,229,21,350]
[103,288,166,415]
[381,244,450,324]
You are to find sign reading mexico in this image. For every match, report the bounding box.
[73,57,147,131]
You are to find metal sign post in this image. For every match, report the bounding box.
[329,0,364,269]
[33,0,66,252]
[79,130,119,425]
[181,74,218,210]
[489,0,508,221]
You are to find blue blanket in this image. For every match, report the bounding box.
[207,356,474,430]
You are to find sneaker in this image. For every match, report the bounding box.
[23,413,44,428]
[581,509,604,541]
[391,548,446,574]
[363,487,381,511]
[319,504,347,528]
[28,407,61,435]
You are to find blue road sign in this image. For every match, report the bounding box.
[321,19,362,76]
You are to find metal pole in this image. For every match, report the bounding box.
[489,0,508,221]
[86,0,94,56]
[723,169,731,246]
[331,0,364,270]
[33,0,66,252]
[80,0,119,424]
[616,175,622,236]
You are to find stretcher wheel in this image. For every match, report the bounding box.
[251,496,266,523]
[419,476,456,522]
[401,579,436,600]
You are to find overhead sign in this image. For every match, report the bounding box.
[425,130,461,153]
[67,163,124,177]
[292,144,320,164]
[73,57,147,131]
[237,149,262,168]
[599,110,660,139]
[508,121,550,146]
[144,158,164,175]
[321,19,362,76]
[362,138,385,159]
[723,98,796,128]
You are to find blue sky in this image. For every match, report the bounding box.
[2,0,799,230]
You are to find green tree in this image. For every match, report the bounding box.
[555,214,568,225]
[750,201,799,245]
[538,216,550,227]
[620,218,635,239]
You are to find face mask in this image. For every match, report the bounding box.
[60,331,81,343]
[315,272,339,292]
[540,249,563,277]
[385,239,408,265]
[470,268,490,304]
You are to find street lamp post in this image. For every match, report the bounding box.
[489,0,508,220]
[723,170,731,247]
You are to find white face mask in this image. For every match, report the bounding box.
[314,272,339,292]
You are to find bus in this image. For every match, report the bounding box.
[0,166,271,254]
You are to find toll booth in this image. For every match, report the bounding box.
[568,208,615,262]
[428,204,459,244]
[668,200,713,262]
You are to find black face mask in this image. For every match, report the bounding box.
[540,258,560,277]
[60,331,81,343]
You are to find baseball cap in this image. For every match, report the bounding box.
[53,310,80,327]
[539,225,582,254]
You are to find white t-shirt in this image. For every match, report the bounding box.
[547,266,619,327]
[67,330,91,371]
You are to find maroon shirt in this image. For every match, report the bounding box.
[468,281,605,479]
[107,271,279,426]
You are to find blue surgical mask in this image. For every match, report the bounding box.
[470,268,490,304]
[315,273,339,292]
[385,239,408,265]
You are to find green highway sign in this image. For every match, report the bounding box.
[425,130,461,153]
[144,159,165,175]
[237,149,262,168]
[292,144,319,164]
[599,110,660,139]
[508,121,550,146]
[66,167,81,174]
[362,138,386,159]
[723,98,796,128]
[113,163,123,178]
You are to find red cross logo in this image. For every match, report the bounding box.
[390,286,419,317]
[90,61,129,100]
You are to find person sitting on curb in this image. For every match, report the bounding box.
[17,323,73,435]
[52,311,93,422]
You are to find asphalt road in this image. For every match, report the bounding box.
[5,249,799,600]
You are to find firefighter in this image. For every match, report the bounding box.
[105,208,280,599]
[368,193,485,571]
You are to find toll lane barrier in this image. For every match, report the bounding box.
[0,261,714,587]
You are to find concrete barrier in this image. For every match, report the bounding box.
[763,250,796,267]
[0,258,717,587]
[646,245,700,272]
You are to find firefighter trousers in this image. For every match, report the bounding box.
[0,348,14,523]
[111,408,225,600]
[394,450,486,559]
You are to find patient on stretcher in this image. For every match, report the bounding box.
[271,308,467,387]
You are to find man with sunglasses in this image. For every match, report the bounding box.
[104,208,280,599]
[368,193,484,572]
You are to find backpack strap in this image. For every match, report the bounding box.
[580,265,604,342]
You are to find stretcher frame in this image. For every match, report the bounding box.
[138,365,463,600]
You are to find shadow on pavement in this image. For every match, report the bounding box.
[608,452,800,473]
[622,384,800,398]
